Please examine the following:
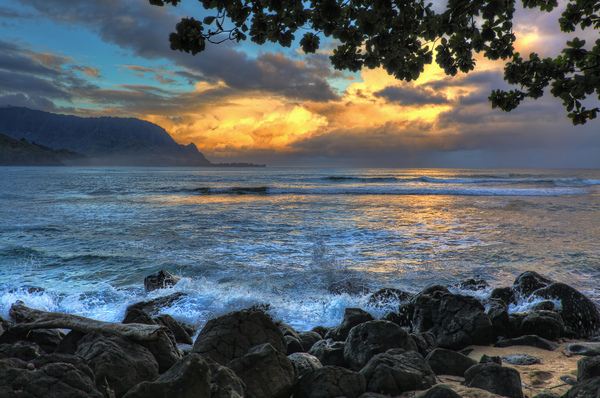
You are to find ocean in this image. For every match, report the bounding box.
[1,167,599,331]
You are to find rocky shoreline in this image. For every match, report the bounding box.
[2,270,600,398]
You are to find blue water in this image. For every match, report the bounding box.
[1,167,600,331]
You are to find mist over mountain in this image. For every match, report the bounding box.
[0,107,213,166]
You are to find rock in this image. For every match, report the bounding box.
[411,291,494,350]
[55,330,87,355]
[298,331,322,352]
[490,286,517,306]
[411,332,437,357]
[192,308,286,365]
[0,354,104,398]
[464,362,524,398]
[288,352,323,377]
[367,288,413,308]
[207,356,246,398]
[480,354,502,365]
[144,269,181,292]
[495,335,559,351]
[507,312,527,338]
[126,292,188,316]
[294,365,366,398]
[453,276,490,291]
[415,384,462,398]
[358,393,389,398]
[123,307,156,325]
[228,343,298,398]
[0,327,65,354]
[531,394,560,398]
[360,349,435,395]
[486,298,510,338]
[308,339,346,367]
[577,355,600,381]
[311,325,328,338]
[343,320,418,371]
[562,376,600,398]
[533,282,600,337]
[567,342,600,356]
[0,341,43,361]
[326,307,374,341]
[75,332,158,397]
[328,280,371,295]
[425,348,477,376]
[154,314,194,345]
[285,335,304,354]
[512,271,554,297]
[532,300,555,311]
[502,353,542,366]
[521,310,565,340]
[122,353,211,398]
[277,321,300,339]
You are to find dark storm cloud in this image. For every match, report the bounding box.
[374,85,448,106]
[19,0,338,102]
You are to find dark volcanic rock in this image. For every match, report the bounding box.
[495,335,559,351]
[0,327,65,354]
[486,298,510,338]
[343,320,418,371]
[0,341,43,361]
[207,356,246,398]
[367,288,413,308]
[415,384,462,398]
[0,353,104,398]
[308,339,346,367]
[425,347,477,376]
[533,282,600,337]
[75,332,158,397]
[464,362,524,398]
[567,342,600,356]
[577,355,600,381]
[228,342,298,398]
[502,353,542,366]
[285,335,304,354]
[521,310,565,340]
[326,307,374,341]
[55,330,87,355]
[122,353,211,398]
[562,377,600,398]
[154,314,194,345]
[288,352,323,377]
[490,286,517,306]
[453,276,490,291]
[144,269,181,292]
[411,332,437,357]
[360,349,436,395]
[294,365,366,398]
[298,331,322,352]
[192,308,286,366]
[126,292,188,316]
[513,271,554,297]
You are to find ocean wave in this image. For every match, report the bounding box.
[325,175,599,186]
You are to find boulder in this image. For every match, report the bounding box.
[298,331,322,352]
[206,356,246,398]
[494,335,559,351]
[122,353,211,398]
[562,377,600,398]
[144,269,181,292]
[489,286,517,306]
[533,282,600,337]
[326,307,374,341]
[0,327,65,354]
[577,355,600,381]
[512,271,553,298]
[464,362,524,398]
[521,310,564,340]
[532,300,555,311]
[154,314,194,345]
[328,280,371,295]
[311,325,328,338]
[285,335,305,354]
[410,332,437,357]
[415,384,461,398]
[126,292,188,316]
[0,341,43,361]
[486,298,510,338]
[567,342,600,356]
[425,348,477,376]
[0,354,104,398]
[367,288,413,308]
[277,321,300,340]
[411,291,494,350]
[192,308,286,365]
[343,320,418,371]
[453,276,489,291]
[360,349,436,395]
[288,352,323,377]
[502,353,542,366]
[75,332,158,397]
[55,330,87,355]
[227,343,298,398]
[507,312,527,338]
[308,339,346,367]
[294,365,366,398]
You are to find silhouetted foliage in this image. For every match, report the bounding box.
[150,0,600,124]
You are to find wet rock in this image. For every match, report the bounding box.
[326,307,374,341]
[144,269,181,292]
[308,339,346,367]
[521,310,565,340]
[277,321,300,339]
[360,349,435,395]
[285,335,304,354]
[562,376,600,398]
[344,320,418,371]
[122,353,211,398]
[425,347,477,376]
[126,292,188,316]
[533,282,600,337]
[328,280,371,295]
[532,300,555,311]
[294,365,366,398]
[0,327,65,354]
[410,332,437,357]
[311,325,328,338]
[415,384,461,398]
[0,354,106,398]
[513,270,554,298]
[502,353,542,366]
[0,341,43,361]
[411,291,494,350]
[206,356,246,398]
[75,332,158,397]
[490,286,517,306]
[154,314,194,345]
[453,276,490,291]
[577,355,600,381]
[228,343,298,398]
[567,342,600,356]
[464,362,524,398]
[367,288,413,308]
[507,312,527,338]
[495,335,559,351]
[298,331,322,352]
[123,307,156,325]
[55,330,87,355]
[288,352,323,377]
[192,308,286,366]
[486,297,510,338]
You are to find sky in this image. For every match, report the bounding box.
[0,0,599,168]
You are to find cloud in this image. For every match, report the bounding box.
[374,85,448,106]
